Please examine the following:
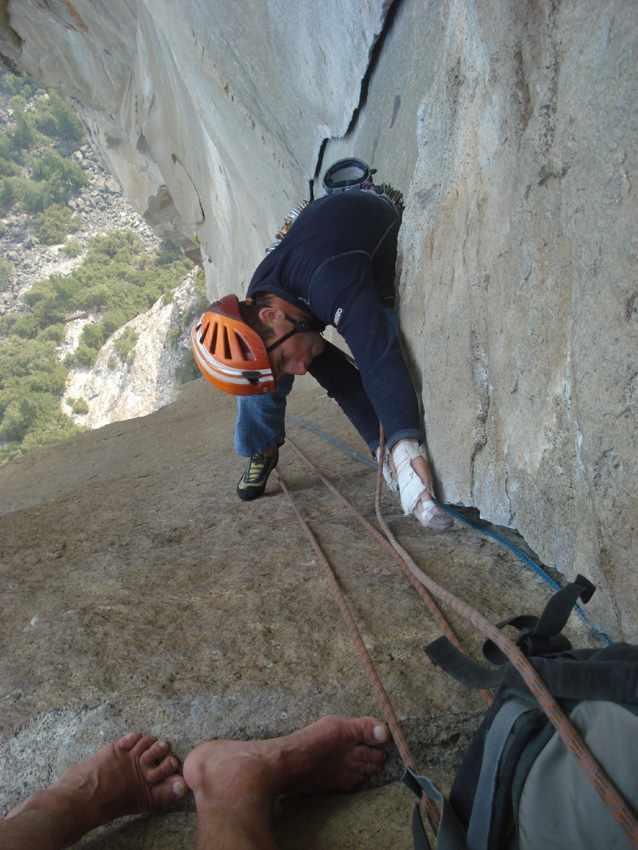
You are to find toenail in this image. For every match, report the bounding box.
[172,778,187,797]
[373,724,388,743]
[158,740,167,748]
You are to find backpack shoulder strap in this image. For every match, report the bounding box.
[466,699,536,850]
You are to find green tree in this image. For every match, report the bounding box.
[157,239,183,265]
[29,150,87,203]
[11,108,35,152]
[71,397,89,415]
[113,327,138,365]
[34,203,80,244]
[0,176,17,210]
[0,258,14,291]
[62,237,82,257]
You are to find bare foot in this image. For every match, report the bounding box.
[183,715,388,808]
[6,732,186,844]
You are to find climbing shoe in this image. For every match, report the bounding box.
[236,448,279,501]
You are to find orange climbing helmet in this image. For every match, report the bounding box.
[191,295,276,396]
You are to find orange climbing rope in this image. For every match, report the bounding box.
[277,429,638,847]
[273,467,440,831]
[288,437,492,707]
[374,427,638,846]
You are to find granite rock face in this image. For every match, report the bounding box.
[397,0,638,639]
[63,271,202,429]
[0,0,636,644]
[1,0,390,294]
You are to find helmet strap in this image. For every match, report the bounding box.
[266,314,324,353]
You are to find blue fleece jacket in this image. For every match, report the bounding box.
[246,190,422,450]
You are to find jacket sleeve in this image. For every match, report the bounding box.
[308,251,423,445]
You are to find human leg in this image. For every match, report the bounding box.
[234,375,295,458]
[235,376,294,500]
[1,732,186,850]
[183,715,387,850]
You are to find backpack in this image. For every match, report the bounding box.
[403,575,638,850]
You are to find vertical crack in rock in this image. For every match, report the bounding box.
[537,0,561,160]
[503,466,514,525]
[311,0,404,187]
[468,270,491,500]
[170,153,206,224]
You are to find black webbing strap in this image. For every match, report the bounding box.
[534,574,595,637]
[403,769,469,850]
[426,636,506,689]
[483,575,596,665]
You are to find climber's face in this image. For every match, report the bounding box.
[269,329,326,379]
[257,297,325,379]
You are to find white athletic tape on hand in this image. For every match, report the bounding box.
[391,439,429,515]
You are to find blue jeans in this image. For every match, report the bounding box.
[234,374,294,456]
[234,311,422,457]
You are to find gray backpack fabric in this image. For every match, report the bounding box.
[404,576,638,850]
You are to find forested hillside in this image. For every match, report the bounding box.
[0,70,203,464]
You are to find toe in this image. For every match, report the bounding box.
[130,735,159,759]
[354,759,384,776]
[348,745,386,767]
[146,754,181,784]
[140,739,170,767]
[148,775,188,810]
[351,717,388,747]
[116,732,144,752]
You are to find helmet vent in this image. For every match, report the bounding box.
[199,321,209,344]
[235,332,253,361]
[209,322,218,353]
[222,325,231,360]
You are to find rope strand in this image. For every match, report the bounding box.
[274,467,440,831]
[288,437,492,707]
[374,428,638,846]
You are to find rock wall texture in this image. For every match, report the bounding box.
[63,271,201,429]
[1,0,390,292]
[397,0,638,639]
[1,0,636,639]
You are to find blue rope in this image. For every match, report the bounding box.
[288,416,377,468]
[441,505,613,646]
[289,418,614,646]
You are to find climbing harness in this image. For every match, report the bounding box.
[274,428,638,847]
[266,158,404,255]
[322,157,377,194]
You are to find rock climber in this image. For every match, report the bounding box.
[192,162,451,531]
[1,715,388,850]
